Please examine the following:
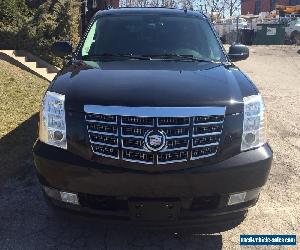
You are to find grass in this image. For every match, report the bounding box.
[0,57,48,185]
[0,60,48,138]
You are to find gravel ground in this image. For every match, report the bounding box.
[0,46,299,249]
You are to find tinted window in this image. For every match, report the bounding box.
[80,14,225,62]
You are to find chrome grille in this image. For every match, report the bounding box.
[122,116,154,126]
[158,151,189,164]
[93,144,119,159]
[87,122,118,135]
[166,138,189,150]
[193,124,222,136]
[90,132,118,145]
[122,126,148,138]
[85,106,225,165]
[158,117,190,126]
[123,150,154,164]
[164,127,189,138]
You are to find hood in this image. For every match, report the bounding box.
[50,60,258,114]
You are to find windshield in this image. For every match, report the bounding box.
[79,14,226,62]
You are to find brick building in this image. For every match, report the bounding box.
[241,0,300,15]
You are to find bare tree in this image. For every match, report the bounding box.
[203,0,226,17]
[225,0,240,16]
[180,0,195,9]
[120,0,177,7]
[119,0,240,17]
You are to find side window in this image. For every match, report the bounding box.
[82,21,97,56]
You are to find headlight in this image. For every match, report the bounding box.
[39,91,67,149]
[241,94,266,151]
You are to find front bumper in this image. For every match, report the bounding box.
[33,141,272,228]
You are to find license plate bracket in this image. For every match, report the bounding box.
[128,199,180,221]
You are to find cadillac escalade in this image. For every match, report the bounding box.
[33,8,273,232]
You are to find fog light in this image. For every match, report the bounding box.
[43,186,79,205]
[227,188,261,206]
[60,191,79,205]
[228,192,247,205]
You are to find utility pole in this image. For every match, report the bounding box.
[236,16,239,43]
[81,0,88,35]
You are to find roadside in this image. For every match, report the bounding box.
[0,55,48,186]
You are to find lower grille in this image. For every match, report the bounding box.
[78,194,219,211]
[190,196,220,211]
[85,106,225,165]
[78,194,128,211]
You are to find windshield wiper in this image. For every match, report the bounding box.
[82,53,151,61]
[143,54,219,63]
[81,53,222,63]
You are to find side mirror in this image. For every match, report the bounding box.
[228,44,249,62]
[51,41,72,57]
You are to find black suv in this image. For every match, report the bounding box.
[33,8,272,232]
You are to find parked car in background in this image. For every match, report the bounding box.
[33,8,273,233]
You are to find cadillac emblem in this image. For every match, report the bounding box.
[144,130,166,152]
